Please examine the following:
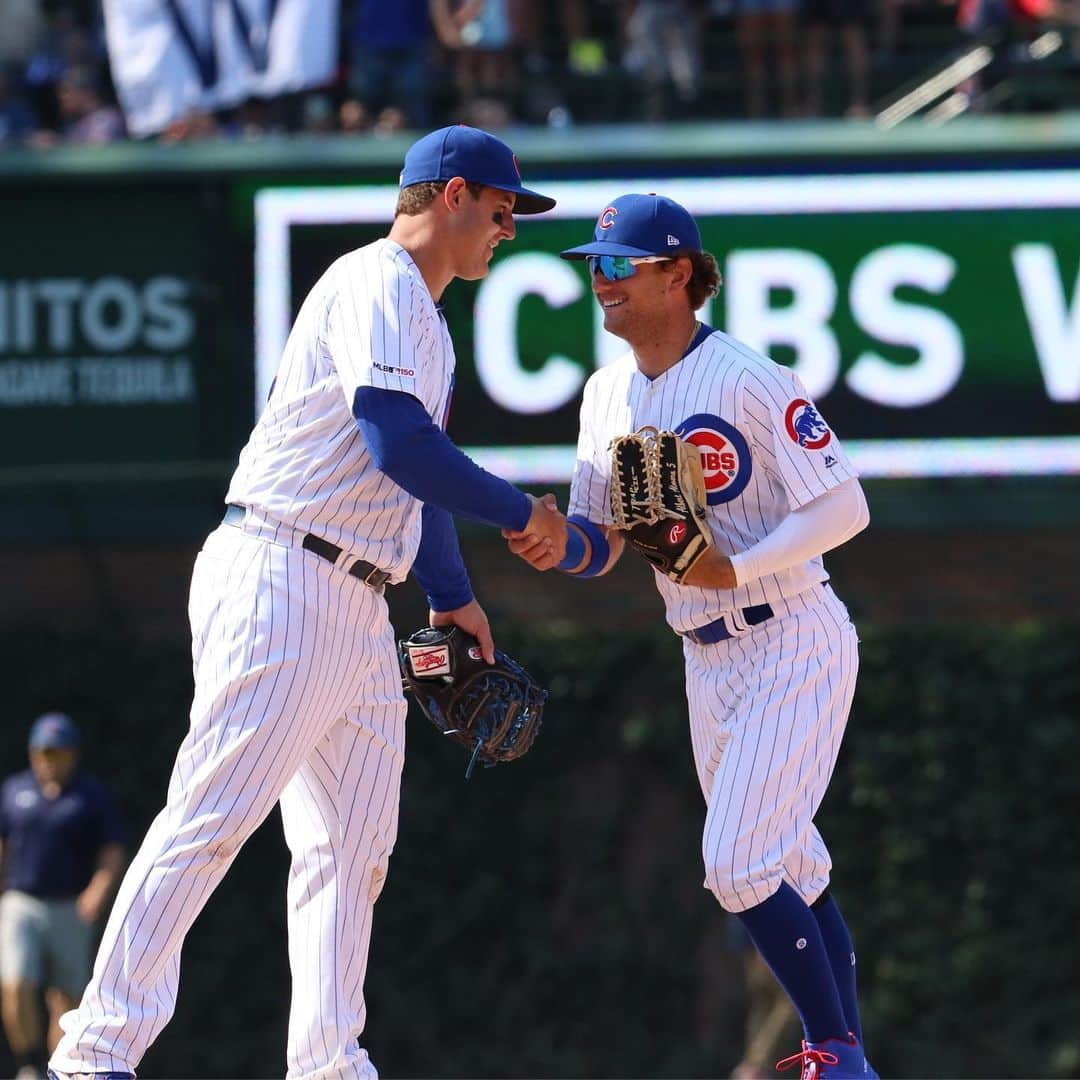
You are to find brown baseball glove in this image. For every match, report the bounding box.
[609,426,713,583]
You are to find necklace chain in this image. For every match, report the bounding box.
[634,320,701,376]
[683,319,700,355]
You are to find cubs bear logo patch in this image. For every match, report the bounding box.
[784,399,832,450]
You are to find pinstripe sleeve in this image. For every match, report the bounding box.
[325,257,440,415]
[568,375,615,526]
[741,364,857,510]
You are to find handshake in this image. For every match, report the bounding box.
[502,493,570,573]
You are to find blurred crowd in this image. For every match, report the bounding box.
[1,0,1078,149]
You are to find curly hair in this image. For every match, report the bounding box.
[665,250,722,311]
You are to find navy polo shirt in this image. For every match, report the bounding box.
[352,0,430,47]
[0,770,127,899]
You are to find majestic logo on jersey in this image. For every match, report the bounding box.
[675,413,752,505]
[784,399,832,450]
[409,645,452,677]
[598,207,618,230]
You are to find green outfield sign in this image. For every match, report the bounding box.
[256,172,1080,480]
[0,188,217,476]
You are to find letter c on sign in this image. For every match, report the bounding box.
[474,252,585,415]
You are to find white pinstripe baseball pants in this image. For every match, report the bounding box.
[683,584,859,915]
[52,523,406,1080]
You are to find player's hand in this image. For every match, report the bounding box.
[505,530,559,571]
[429,599,495,664]
[503,493,566,571]
[680,548,738,589]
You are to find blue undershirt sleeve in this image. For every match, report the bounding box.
[412,504,474,613]
[352,385,531,531]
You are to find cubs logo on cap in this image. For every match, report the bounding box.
[561,193,702,259]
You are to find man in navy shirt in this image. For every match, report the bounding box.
[0,713,127,1080]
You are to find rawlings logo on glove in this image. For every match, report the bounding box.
[399,626,547,779]
[609,426,714,583]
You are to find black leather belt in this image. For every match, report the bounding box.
[683,603,775,645]
[223,504,391,589]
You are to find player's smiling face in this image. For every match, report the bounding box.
[592,261,672,342]
[451,185,516,281]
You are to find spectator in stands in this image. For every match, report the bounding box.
[339,97,372,133]
[0,713,127,1080]
[22,5,100,134]
[953,0,1080,106]
[345,0,437,130]
[300,93,337,134]
[735,0,800,117]
[0,66,37,145]
[875,0,910,61]
[506,0,606,125]
[620,0,705,120]
[510,0,609,75]
[431,0,518,118]
[55,63,123,143]
[373,103,411,134]
[803,0,872,116]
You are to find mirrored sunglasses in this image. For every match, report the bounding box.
[587,254,673,281]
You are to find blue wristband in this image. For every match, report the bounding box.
[562,515,610,578]
[557,525,586,571]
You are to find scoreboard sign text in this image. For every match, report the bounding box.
[255,173,1080,480]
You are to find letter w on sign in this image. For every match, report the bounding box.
[103,0,337,136]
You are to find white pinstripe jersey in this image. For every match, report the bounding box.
[568,327,858,634]
[227,238,455,582]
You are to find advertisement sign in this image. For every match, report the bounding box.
[255,172,1080,480]
[0,190,220,478]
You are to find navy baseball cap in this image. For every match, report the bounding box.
[561,193,702,259]
[399,125,556,215]
[28,712,81,751]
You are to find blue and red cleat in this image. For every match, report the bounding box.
[776,1033,879,1079]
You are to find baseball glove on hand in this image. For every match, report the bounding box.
[609,426,713,583]
[399,626,547,779]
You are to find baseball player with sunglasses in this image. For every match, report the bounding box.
[48,126,565,1080]
[506,194,877,1079]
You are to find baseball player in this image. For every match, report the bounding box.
[505,194,877,1078]
[49,125,565,1080]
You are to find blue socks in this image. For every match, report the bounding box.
[812,892,863,1045]
[734,881,849,1044]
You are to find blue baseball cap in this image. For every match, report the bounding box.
[28,712,81,751]
[399,125,556,215]
[561,193,702,259]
